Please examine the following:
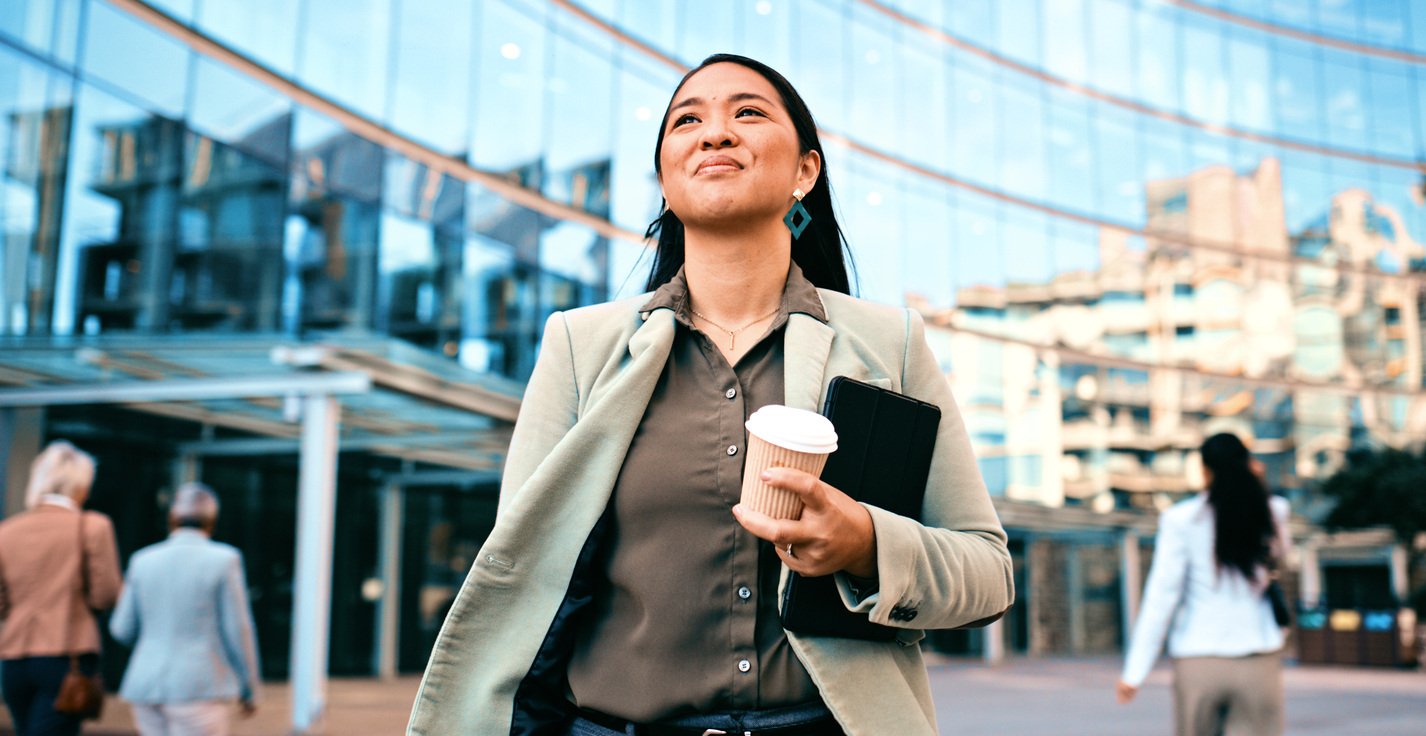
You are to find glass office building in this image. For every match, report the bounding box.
[1,0,1423,673]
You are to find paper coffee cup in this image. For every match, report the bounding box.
[741,405,838,520]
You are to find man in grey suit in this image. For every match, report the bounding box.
[110,483,260,736]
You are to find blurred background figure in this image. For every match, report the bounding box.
[0,440,122,736]
[110,482,261,736]
[1117,432,1292,735]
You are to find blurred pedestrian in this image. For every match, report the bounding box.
[0,440,122,736]
[110,483,260,736]
[1117,432,1292,735]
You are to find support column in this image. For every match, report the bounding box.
[982,618,1005,665]
[374,481,404,680]
[1120,530,1142,649]
[0,407,45,517]
[1390,544,1410,604]
[1067,544,1085,653]
[1299,538,1322,609]
[171,451,199,489]
[290,395,339,734]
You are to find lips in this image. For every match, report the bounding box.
[696,156,742,174]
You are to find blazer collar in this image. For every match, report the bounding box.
[783,309,836,412]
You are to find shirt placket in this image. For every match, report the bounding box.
[697,334,762,707]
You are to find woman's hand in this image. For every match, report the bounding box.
[732,467,876,578]
[1115,680,1138,704]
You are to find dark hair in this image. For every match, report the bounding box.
[1200,433,1276,580]
[644,53,853,294]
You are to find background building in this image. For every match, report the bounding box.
[1,0,1423,726]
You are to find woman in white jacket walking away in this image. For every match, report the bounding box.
[1116,432,1291,736]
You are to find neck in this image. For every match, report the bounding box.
[682,221,791,322]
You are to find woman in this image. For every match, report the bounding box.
[0,441,123,736]
[408,54,1013,736]
[110,483,261,735]
[1117,433,1291,736]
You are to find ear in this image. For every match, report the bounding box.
[795,149,821,196]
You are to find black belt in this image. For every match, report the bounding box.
[577,708,842,736]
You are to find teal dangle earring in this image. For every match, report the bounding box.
[784,188,811,239]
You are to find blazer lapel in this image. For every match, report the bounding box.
[783,312,835,412]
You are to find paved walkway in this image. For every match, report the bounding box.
[1,657,1420,734]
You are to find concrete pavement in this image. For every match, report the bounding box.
[1,656,1419,734]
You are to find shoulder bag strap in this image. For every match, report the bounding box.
[63,512,89,669]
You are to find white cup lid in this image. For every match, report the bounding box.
[745,404,838,454]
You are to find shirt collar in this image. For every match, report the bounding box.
[639,261,828,326]
[39,494,77,511]
[169,528,210,542]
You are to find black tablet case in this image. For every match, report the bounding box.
[779,375,941,640]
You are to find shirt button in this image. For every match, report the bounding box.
[738,586,751,600]
[737,658,751,673]
[726,445,738,456]
[725,387,737,399]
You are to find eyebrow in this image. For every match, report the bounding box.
[668,92,776,114]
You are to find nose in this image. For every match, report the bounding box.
[699,117,737,149]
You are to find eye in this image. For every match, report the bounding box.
[671,113,700,128]
[735,107,766,119]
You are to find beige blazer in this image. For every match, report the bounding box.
[409,288,1014,735]
[0,506,122,659]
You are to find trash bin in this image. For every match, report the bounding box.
[1295,607,1417,667]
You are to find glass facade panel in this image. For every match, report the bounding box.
[81,0,190,117]
[1135,7,1180,112]
[1226,30,1275,132]
[1088,0,1135,98]
[1042,0,1089,85]
[298,0,392,121]
[950,57,998,187]
[56,84,185,335]
[848,6,899,156]
[1273,42,1325,143]
[542,17,614,218]
[0,0,60,60]
[195,0,300,75]
[390,0,473,155]
[470,0,546,175]
[284,109,382,333]
[0,44,68,335]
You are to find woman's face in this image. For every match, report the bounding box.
[658,63,820,232]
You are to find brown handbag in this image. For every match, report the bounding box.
[53,654,103,719]
[52,513,104,720]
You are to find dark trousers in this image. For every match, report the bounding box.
[1,655,98,736]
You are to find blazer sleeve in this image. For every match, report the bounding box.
[836,309,1015,630]
[217,551,262,703]
[109,567,138,646]
[83,512,123,611]
[1121,513,1189,686]
[497,311,580,519]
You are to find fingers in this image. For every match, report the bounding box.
[731,503,799,547]
[759,467,832,510]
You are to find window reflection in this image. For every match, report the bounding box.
[471,0,546,175]
[0,45,68,335]
[82,1,188,117]
[196,0,299,75]
[299,0,392,121]
[285,110,382,333]
[391,0,473,154]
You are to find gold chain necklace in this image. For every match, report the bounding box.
[690,306,779,351]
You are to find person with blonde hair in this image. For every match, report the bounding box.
[0,440,122,736]
[111,482,261,736]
